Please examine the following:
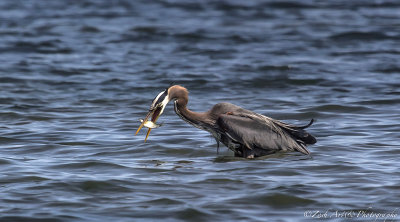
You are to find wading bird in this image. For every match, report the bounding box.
[136,85,316,158]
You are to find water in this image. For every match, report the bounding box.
[1,0,400,221]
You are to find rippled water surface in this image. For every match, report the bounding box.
[1,0,400,221]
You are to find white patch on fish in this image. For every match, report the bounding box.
[140,119,163,129]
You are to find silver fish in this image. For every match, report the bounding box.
[140,119,163,129]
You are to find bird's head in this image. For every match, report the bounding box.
[135,86,171,142]
[135,85,188,142]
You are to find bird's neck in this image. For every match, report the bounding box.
[174,98,207,127]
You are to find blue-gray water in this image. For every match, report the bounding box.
[1,0,400,221]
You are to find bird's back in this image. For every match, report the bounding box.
[210,102,316,156]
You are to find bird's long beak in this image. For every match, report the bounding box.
[135,111,152,137]
[135,105,164,142]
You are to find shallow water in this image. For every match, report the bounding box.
[1,0,400,221]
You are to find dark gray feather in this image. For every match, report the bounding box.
[216,112,312,155]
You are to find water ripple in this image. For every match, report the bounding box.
[1,0,400,221]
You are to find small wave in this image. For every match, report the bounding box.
[303,104,373,113]
[76,180,131,193]
[286,78,325,86]
[0,77,27,84]
[107,26,168,43]
[79,25,101,33]
[56,141,99,146]
[173,32,211,41]
[158,1,205,11]
[329,31,395,41]
[47,179,133,194]
[211,2,252,11]
[356,98,400,105]
[231,64,291,73]
[8,40,73,54]
[265,2,315,9]
[0,216,65,222]
[362,1,400,8]
[331,50,400,56]
[0,158,13,165]
[0,175,50,184]
[191,178,244,185]
[236,76,325,89]
[49,67,110,76]
[302,163,362,172]
[50,161,130,170]
[374,66,400,74]
[174,207,212,221]
[0,111,25,120]
[130,26,164,34]
[141,197,184,205]
[110,28,260,44]
[257,65,292,71]
[229,193,316,208]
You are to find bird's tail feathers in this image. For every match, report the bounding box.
[298,118,314,129]
[278,119,317,145]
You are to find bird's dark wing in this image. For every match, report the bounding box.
[268,118,317,145]
[216,113,313,155]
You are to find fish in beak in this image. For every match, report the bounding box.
[135,88,170,142]
[140,119,163,129]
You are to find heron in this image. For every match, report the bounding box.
[135,85,316,158]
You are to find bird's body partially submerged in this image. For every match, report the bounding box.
[136,85,316,158]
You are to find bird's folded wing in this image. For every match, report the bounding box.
[217,114,311,154]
